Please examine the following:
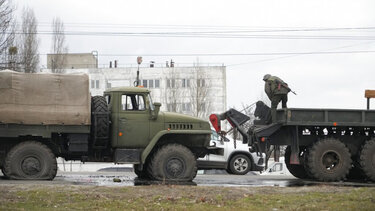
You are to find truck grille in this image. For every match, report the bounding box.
[169,123,193,130]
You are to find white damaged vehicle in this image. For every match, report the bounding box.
[261,157,292,176]
[197,131,265,175]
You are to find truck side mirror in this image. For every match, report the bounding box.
[151,102,161,120]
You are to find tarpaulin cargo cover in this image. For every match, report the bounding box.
[0,70,90,125]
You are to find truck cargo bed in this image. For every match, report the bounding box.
[276,108,375,127]
[0,70,90,125]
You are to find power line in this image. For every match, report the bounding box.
[16,50,373,58]
[36,50,375,57]
[34,22,375,32]
[7,29,375,40]
[227,41,375,67]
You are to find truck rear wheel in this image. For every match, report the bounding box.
[229,154,251,175]
[147,144,197,181]
[285,146,309,179]
[359,139,375,181]
[4,141,57,180]
[306,138,351,181]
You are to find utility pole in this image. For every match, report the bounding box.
[135,56,142,86]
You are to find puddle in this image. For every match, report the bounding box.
[134,178,197,186]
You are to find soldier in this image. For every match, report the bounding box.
[263,74,291,122]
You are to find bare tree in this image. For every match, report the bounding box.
[164,67,181,112]
[19,7,39,73]
[190,63,211,119]
[50,17,68,73]
[0,0,15,69]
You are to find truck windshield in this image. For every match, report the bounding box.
[148,94,154,110]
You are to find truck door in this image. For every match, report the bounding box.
[117,93,150,148]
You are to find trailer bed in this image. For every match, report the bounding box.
[276,108,375,127]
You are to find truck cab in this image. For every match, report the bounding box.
[105,87,160,148]
[102,87,213,181]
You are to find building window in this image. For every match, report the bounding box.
[155,79,160,88]
[182,79,190,88]
[182,103,191,112]
[95,80,100,89]
[107,82,111,89]
[197,79,205,87]
[149,80,154,88]
[143,80,148,88]
[91,80,95,89]
[167,79,175,88]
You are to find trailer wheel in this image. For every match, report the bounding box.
[147,144,197,181]
[4,141,57,180]
[229,154,251,175]
[284,146,309,179]
[359,139,375,181]
[306,138,351,182]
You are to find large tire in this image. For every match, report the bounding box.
[285,146,310,179]
[306,138,351,182]
[359,139,375,181]
[91,96,109,147]
[228,154,251,175]
[147,144,197,181]
[4,141,57,180]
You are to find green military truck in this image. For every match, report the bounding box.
[0,71,214,181]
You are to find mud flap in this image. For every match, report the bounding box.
[290,126,300,165]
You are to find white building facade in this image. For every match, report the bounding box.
[42,65,227,120]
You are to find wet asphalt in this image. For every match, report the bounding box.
[1,171,374,187]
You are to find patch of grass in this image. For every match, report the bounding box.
[0,185,374,210]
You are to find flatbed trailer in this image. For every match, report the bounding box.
[210,101,375,182]
[254,107,375,182]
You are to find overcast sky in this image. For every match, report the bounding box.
[13,0,375,110]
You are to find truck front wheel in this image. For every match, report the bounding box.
[4,141,57,180]
[147,144,197,181]
[360,139,375,181]
[306,138,351,182]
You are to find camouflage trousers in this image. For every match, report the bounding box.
[271,94,288,122]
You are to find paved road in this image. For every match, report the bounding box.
[1,171,374,187]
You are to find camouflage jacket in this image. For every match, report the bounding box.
[264,76,290,98]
